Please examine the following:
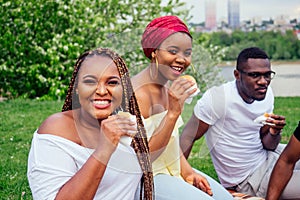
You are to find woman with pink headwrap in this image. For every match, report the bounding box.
[132,16,233,200]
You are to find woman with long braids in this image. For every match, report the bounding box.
[27,48,153,200]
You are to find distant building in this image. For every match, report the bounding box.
[205,0,217,30]
[228,0,240,29]
[274,15,289,26]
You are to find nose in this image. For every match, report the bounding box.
[96,84,108,95]
[257,75,269,84]
[175,53,186,64]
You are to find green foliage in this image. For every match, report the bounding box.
[201,30,300,61]
[1,0,200,100]
[1,0,299,101]
[185,44,226,94]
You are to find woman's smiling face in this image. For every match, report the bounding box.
[155,32,192,81]
[76,55,123,119]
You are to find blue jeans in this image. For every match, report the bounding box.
[135,169,233,200]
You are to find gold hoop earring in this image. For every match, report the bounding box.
[150,57,158,80]
[190,63,196,73]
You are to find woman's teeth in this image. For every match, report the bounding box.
[171,66,182,72]
[93,100,109,105]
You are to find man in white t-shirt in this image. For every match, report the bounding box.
[180,47,300,198]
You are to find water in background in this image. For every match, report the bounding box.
[219,62,300,97]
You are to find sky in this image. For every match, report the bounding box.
[178,0,300,23]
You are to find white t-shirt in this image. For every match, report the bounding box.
[27,131,142,200]
[194,80,274,188]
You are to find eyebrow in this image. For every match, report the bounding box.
[246,71,273,73]
[164,45,192,50]
[82,74,97,79]
[109,75,121,80]
[82,74,121,80]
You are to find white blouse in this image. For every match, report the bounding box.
[27,131,142,200]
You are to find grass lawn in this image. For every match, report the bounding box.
[0,97,299,199]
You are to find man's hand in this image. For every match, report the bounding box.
[266,113,286,135]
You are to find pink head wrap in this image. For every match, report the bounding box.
[141,15,192,59]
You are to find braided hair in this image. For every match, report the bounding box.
[62,48,154,200]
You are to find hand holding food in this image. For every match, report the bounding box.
[180,75,200,104]
[254,113,275,126]
[117,111,136,146]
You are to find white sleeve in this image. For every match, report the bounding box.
[27,134,78,200]
[268,86,275,112]
[194,85,225,125]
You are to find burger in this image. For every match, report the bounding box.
[179,75,200,104]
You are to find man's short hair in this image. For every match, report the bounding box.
[236,47,269,70]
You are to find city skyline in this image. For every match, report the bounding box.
[181,0,300,23]
[205,0,217,29]
[228,0,240,28]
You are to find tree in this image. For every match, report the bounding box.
[0,0,190,99]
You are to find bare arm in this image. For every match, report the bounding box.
[260,113,286,150]
[134,77,196,161]
[180,113,209,158]
[55,154,108,200]
[35,113,137,199]
[266,135,300,200]
[55,114,137,199]
[148,110,181,160]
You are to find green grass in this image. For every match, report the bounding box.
[0,97,299,199]
[0,99,63,200]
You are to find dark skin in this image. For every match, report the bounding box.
[235,58,285,143]
[235,58,272,103]
[180,58,286,159]
[132,32,213,196]
[266,134,300,200]
[36,56,137,199]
